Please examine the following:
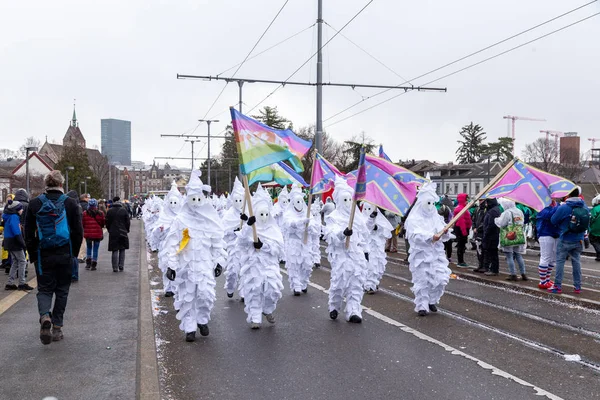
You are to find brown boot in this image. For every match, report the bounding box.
[52,326,64,342]
[40,314,52,345]
[91,261,97,271]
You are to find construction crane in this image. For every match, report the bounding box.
[540,130,564,142]
[503,115,546,156]
[588,138,600,150]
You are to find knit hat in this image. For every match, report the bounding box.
[6,200,23,212]
[89,199,98,208]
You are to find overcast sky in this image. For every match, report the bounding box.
[1,0,599,169]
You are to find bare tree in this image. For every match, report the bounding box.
[522,138,559,174]
[19,136,42,157]
[0,148,18,161]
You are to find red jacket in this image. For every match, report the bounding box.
[83,210,105,240]
[453,193,472,236]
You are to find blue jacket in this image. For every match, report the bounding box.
[536,204,560,238]
[2,211,26,251]
[550,198,588,242]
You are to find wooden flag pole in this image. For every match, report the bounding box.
[345,198,358,249]
[303,155,317,244]
[242,175,259,244]
[239,195,247,230]
[435,158,517,240]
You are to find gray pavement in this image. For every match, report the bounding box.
[0,222,142,400]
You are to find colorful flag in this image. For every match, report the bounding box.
[310,153,345,194]
[248,161,309,187]
[365,154,426,186]
[354,147,367,201]
[483,160,577,211]
[379,145,392,162]
[230,108,311,174]
[346,160,415,216]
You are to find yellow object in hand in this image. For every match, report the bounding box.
[177,228,190,254]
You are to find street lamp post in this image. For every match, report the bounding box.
[84,176,91,195]
[65,166,74,193]
[80,181,84,195]
[25,146,38,194]
[198,119,219,186]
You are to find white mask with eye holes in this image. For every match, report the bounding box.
[188,194,206,210]
[168,196,180,210]
[292,197,305,213]
[280,198,290,207]
[424,199,437,214]
[339,192,353,212]
[363,203,374,217]
[232,194,243,212]
[256,205,270,224]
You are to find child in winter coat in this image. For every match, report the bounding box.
[3,200,32,291]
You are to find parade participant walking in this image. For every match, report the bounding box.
[13,189,29,227]
[323,176,368,323]
[282,186,319,295]
[405,179,453,316]
[309,198,323,268]
[24,170,83,345]
[106,197,130,272]
[536,201,560,288]
[237,184,284,329]
[152,182,183,298]
[272,186,290,229]
[3,200,32,291]
[588,195,600,261]
[480,198,501,276]
[164,170,226,341]
[384,210,400,253]
[222,177,246,298]
[548,187,589,294]
[362,203,392,294]
[453,193,472,267]
[82,199,105,272]
[472,200,486,272]
[495,199,528,281]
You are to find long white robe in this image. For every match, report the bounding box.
[282,208,320,292]
[222,206,244,296]
[363,210,393,291]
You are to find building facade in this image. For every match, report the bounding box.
[560,132,580,165]
[101,119,132,166]
[418,161,503,198]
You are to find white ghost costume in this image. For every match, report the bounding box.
[272,186,290,229]
[222,177,246,297]
[146,198,163,251]
[164,170,227,336]
[323,176,368,322]
[282,186,320,294]
[151,182,183,296]
[237,184,285,327]
[404,179,453,314]
[310,198,323,267]
[361,202,393,293]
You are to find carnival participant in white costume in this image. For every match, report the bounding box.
[323,176,369,323]
[282,186,319,295]
[222,177,245,298]
[361,202,393,294]
[237,184,284,329]
[309,198,323,268]
[272,186,290,228]
[151,182,183,297]
[146,198,164,251]
[404,178,453,316]
[164,170,227,342]
[321,197,335,225]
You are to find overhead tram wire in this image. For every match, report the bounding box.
[324,10,600,128]
[323,0,599,123]
[201,0,292,120]
[246,0,376,114]
[324,21,411,85]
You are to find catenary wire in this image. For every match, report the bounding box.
[325,11,600,128]
[246,0,376,114]
[323,0,598,123]
[201,0,292,120]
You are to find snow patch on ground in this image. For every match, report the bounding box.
[564,354,582,362]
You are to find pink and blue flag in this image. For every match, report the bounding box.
[310,153,344,194]
[230,108,312,174]
[483,160,576,211]
[354,147,367,201]
[379,145,392,162]
[365,154,426,186]
[346,159,416,216]
[248,161,309,187]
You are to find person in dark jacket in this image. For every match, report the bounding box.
[453,193,472,267]
[25,170,83,345]
[79,194,90,212]
[475,198,501,275]
[472,200,486,271]
[3,200,33,291]
[536,201,560,289]
[438,204,453,261]
[13,188,30,227]
[106,196,130,272]
[82,199,105,272]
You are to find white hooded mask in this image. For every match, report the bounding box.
[332,175,354,216]
[288,186,306,214]
[231,177,245,213]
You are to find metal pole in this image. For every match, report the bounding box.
[228,165,232,192]
[191,141,195,170]
[108,166,111,199]
[25,149,30,194]
[84,179,87,194]
[316,0,323,154]
[238,81,244,114]
[207,121,212,186]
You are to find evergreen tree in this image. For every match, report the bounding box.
[252,106,292,130]
[484,137,514,163]
[54,144,102,198]
[456,122,487,164]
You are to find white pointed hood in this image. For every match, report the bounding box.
[180,169,222,232]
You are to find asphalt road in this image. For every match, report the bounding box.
[148,237,600,400]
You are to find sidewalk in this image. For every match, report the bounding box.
[0,221,144,400]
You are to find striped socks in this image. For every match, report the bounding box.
[538,265,548,283]
[546,265,554,285]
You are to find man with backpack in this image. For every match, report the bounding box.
[548,187,589,294]
[24,170,83,345]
